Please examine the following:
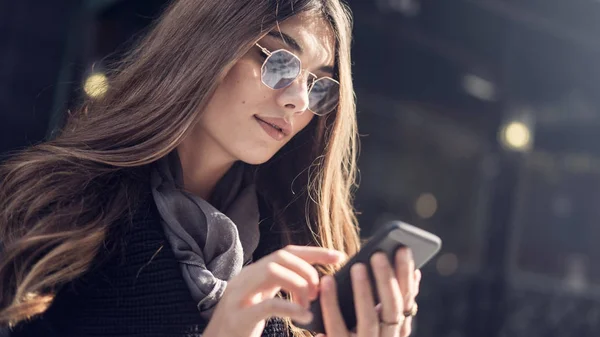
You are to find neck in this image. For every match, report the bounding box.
[176,133,236,200]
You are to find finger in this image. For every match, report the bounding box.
[395,248,415,311]
[414,269,422,297]
[244,297,313,326]
[400,316,413,337]
[282,245,346,264]
[351,263,379,337]
[245,261,312,308]
[320,275,348,337]
[370,253,402,336]
[267,249,323,299]
[264,246,346,301]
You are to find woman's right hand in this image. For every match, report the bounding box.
[202,245,346,337]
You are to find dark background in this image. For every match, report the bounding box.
[2,0,600,336]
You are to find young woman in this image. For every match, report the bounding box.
[0,0,421,336]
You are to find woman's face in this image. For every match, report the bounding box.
[192,12,336,165]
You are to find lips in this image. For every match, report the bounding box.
[253,115,292,137]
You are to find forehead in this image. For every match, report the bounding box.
[272,12,336,68]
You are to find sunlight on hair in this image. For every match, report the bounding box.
[84,73,109,98]
[6,293,55,327]
[23,292,54,306]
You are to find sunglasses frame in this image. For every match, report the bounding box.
[255,43,340,116]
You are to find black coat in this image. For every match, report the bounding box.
[6,186,289,337]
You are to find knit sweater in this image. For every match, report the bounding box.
[7,188,290,337]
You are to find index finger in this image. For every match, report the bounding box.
[282,245,347,264]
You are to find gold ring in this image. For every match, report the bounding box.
[403,303,418,317]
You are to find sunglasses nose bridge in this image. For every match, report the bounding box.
[300,69,318,86]
[281,69,313,95]
[279,78,311,116]
[288,70,317,101]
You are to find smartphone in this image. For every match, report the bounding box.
[294,220,442,333]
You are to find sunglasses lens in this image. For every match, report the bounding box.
[261,50,301,89]
[309,78,340,116]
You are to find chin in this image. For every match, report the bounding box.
[237,151,277,166]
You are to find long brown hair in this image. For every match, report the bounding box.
[0,0,360,334]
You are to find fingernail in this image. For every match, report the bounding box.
[329,250,346,261]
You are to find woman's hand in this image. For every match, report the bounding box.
[316,247,421,337]
[202,245,345,337]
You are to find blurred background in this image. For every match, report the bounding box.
[2,0,600,336]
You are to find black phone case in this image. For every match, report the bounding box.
[293,221,441,333]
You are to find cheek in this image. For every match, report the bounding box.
[294,113,315,135]
[219,60,263,97]
[202,61,265,119]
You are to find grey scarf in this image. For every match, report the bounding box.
[150,151,260,320]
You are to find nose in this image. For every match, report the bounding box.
[275,74,310,119]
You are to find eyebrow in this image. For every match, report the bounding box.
[266,31,336,76]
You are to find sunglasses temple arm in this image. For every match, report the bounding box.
[255,43,271,56]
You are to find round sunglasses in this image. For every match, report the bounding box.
[255,43,340,116]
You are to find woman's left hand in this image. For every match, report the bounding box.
[315,247,422,337]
